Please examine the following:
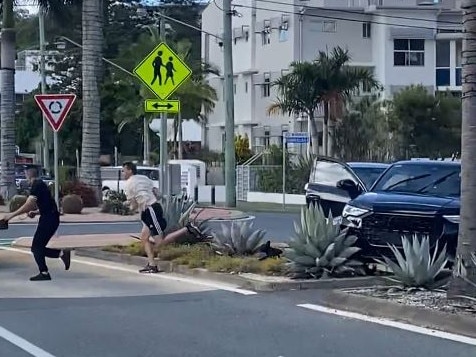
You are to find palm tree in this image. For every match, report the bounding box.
[0,0,17,199]
[80,0,104,198]
[0,1,72,200]
[447,0,476,298]
[267,61,323,154]
[314,47,380,156]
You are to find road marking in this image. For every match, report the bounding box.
[8,221,139,227]
[0,247,257,296]
[298,303,476,346]
[0,325,56,357]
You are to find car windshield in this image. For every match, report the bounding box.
[350,167,387,189]
[371,163,461,197]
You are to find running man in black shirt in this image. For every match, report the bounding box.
[1,167,70,281]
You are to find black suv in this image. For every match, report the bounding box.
[311,158,460,262]
[304,157,389,216]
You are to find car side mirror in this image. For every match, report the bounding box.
[336,179,361,199]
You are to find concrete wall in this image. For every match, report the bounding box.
[246,191,306,205]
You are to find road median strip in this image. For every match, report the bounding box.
[74,247,389,292]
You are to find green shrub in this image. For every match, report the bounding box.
[9,195,28,212]
[61,180,98,207]
[62,194,83,214]
[101,190,132,215]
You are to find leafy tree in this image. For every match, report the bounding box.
[388,85,461,159]
[334,96,392,162]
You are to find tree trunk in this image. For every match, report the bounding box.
[308,112,320,155]
[448,0,476,299]
[80,0,103,201]
[0,0,17,200]
[323,101,329,156]
[178,112,183,159]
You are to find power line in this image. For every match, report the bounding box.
[230,1,454,31]
[253,0,461,26]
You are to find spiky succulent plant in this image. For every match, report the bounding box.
[157,195,196,234]
[375,233,451,290]
[210,220,266,257]
[285,204,361,279]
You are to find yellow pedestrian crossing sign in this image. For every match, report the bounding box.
[133,42,192,100]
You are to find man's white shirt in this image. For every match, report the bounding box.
[124,174,157,212]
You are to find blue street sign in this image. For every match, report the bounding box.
[285,132,309,144]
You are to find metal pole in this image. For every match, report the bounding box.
[159,13,169,197]
[39,9,49,172]
[223,0,236,207]
[53,132,59,207]
[282,136,286,210]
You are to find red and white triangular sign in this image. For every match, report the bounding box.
[34,94,77,132]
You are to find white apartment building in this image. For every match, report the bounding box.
[201,0,463,153]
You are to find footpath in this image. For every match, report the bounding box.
[6,205,250,249]
[0,206,246,224]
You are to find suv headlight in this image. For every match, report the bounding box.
[443,215,460,224]
[342,204,370,218]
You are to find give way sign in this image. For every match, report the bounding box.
[34,94,77,132]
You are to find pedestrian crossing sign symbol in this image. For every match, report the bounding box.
[133,42,192,100]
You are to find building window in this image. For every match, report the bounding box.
[262,20,271,45]
[323,21,336,33]
[393,39,425,66]
[362,22,371,38]
[262,73,271,97]
[245,81,248,93]
[436,40,450,86]
[264,126,270,148]
[233,84,236,94]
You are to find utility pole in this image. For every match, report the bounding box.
[159,13,169,197]
[39,9,49,172]
[223,0,236,207]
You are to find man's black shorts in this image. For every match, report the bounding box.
[141,202,167,236]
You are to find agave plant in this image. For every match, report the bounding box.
[157,195,196,234]
[210,220,266,257]
[285,204,361,279]
[375,233,451,290]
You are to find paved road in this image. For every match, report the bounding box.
[0,248,474,357]
[0,211,299,244]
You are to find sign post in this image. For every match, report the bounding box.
[34,94,77,206]
[283,132,310,210]
[133,42,192,197]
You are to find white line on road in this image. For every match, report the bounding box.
[9,221,139,227]
[298,303,476,346]
[0,247,257,296]
[0,325,56,357]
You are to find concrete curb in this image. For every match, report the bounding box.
[75,248,389,292]
[316,290,476,339]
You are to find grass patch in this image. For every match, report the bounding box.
[102,242,287,276]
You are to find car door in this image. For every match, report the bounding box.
[305,157,367,218]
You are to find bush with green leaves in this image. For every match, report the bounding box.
[285,204,362,279]
[210,220,266,257]
[9,195,28,212]
[101,190,132,215]
[375,233,451,290]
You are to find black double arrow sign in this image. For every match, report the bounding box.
[144,99,180,113]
